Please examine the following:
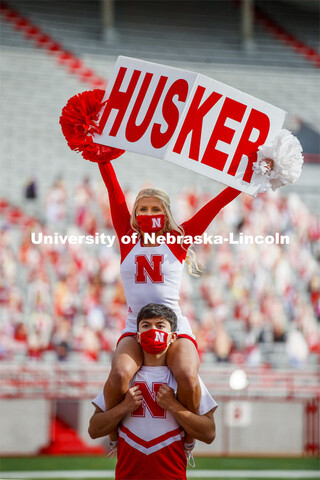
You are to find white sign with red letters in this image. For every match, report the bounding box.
[94,56,286,195]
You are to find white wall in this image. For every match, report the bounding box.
[0,399,51,454]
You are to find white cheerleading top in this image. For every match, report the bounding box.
[93,366,217,480]
[99,162,240,338]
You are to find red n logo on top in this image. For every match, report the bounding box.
[131,382,166,419]
[135,254,164,283]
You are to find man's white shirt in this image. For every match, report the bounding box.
[93,366,217,455]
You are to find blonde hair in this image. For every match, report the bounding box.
[130,188,201,276]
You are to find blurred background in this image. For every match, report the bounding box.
[0,0,319,467]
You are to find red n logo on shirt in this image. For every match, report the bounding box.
[135,255,164,283]
[131,382,166,418]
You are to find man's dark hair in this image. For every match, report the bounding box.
[137,303,177,332]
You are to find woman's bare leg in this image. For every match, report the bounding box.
[103,336,143,441]
[166,338,201,443]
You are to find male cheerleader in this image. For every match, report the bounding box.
[89,303,217,480]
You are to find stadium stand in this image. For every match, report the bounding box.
[0,0,319,369]
[2,0,319,69]
[1,1,319,206]
[0,183,319,367]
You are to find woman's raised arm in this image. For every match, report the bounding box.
[182,187,241,237]
[98,161,131,239]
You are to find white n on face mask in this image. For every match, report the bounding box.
[136,214,165,233]
[138,329,169,354]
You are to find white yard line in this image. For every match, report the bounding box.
[1,470,319,479]
[187,472,320,479]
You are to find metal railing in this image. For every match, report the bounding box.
[0,363,318,400]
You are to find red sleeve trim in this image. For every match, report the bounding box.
[166,231,188,263]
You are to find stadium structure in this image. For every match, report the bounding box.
[0,0,319,471]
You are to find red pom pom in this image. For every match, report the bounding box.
[60,89,125,163]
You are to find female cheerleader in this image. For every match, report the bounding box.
[60,89,302,452]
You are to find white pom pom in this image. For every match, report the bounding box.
[253,129,304,192]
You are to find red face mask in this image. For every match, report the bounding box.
[136,214,165,233]
[139,329,169,354]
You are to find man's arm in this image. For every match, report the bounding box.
[156,385,216,444]
[88,386,142,439]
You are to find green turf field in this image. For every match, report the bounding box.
[0,456,319,480]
